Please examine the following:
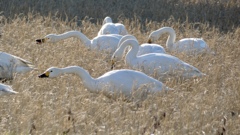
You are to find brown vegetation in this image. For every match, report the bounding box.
[0,0,239,134]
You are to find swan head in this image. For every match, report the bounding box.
[110,56,116,70]
[103,16,113,24]
[147,31,159,44]
[110,49,123,69]
[38,67,61,78]
[36,34,58,44]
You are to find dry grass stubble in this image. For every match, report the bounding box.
[0,13,239,134]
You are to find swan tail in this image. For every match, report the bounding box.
[9,90,18,94]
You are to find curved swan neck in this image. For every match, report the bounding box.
[61,66,96,89]
[156,27,176,49]
[56,31,91,47]
[120,40,139,62]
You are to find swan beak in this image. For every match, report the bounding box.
[38,71,50,78]
[36,38,45,44]
[147,39,152,44]
[111,60,115,70]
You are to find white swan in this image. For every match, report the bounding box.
[118,35,166,56]
[36,31,123,54]
[38,66,170,98]
[0,51,34,80]
[111,39,205,80]
[148,27,211,55]
[102,16,113,25]
[0,83,18,96]
[98,16,128,36]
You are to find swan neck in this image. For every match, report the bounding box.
[57,31,91,47]
[62,66,96,89]
[156,27,176,49]
[162,28,176,49]
[121,40,138,63]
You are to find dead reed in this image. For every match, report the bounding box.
[0,0,239,134]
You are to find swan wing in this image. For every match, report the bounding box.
[175,38,209,53]
[97,69,166,96]
[138,43,166,55]
[115,23,128,35]
[0,83,18,96]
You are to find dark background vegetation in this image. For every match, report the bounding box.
[0,0,239,32]
[0,0,240,134]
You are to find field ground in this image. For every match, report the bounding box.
[0,0,240,134]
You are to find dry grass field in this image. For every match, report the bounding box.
[0,0,240,134]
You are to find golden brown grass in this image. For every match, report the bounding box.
[0,2,240,134]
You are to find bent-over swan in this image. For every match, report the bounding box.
[118,35,166,56]
[0,83,18,96]
[148,27,211,55]
[0,51,34,80]
[36,31,123,54]
[98,16,128,36]
[38,66,170,98]
[111,39,205,80]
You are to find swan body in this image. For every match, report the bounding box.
[148,27,211,55]
[36,31,123,54]
[0,83,18,96]
[112,39,205,80]
[98,16,128,36]
[38,66,170,97]
[0,51,34,80]
[118,35,166,56]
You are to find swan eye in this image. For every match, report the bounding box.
[50,70,53,72]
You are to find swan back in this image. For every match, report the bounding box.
[100,23,120,35]
[98,17,128,36]
[91,35,122,53]
[0,83,18,96]
[174,38,209,54]
[137,43,166,56]
[0,52,34,70]
[114,23,128,35]
[0,52,34,79]
[96,69,169,96]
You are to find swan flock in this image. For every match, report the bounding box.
[1,16,209,98]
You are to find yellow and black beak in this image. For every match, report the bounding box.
[36,38,45,44]
[38,71,50,78]
[147,38,152,44]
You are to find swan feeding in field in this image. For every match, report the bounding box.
[118,35,166,56]
[36,31,123,54]
[38,66,170,98]
[148,27,211,55]
[0,83,18,96]
[0,51,34,80]
[111,39,205,80]
[98,16,128,36]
